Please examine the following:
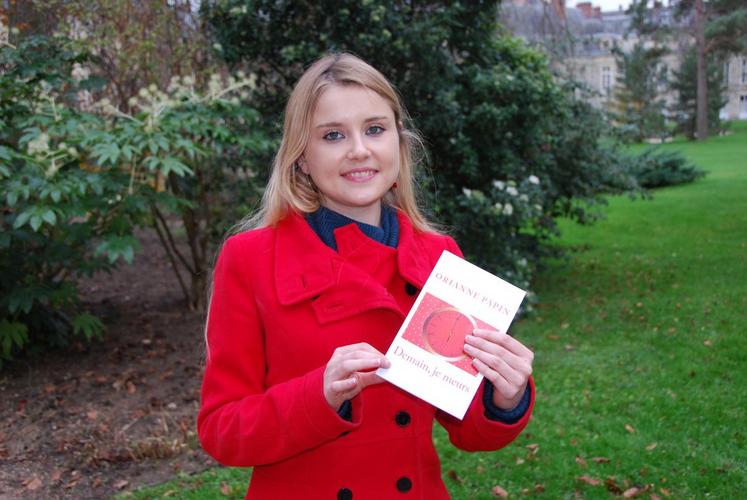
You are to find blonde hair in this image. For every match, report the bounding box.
[234,52,435,233]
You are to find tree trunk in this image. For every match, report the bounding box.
[694,0,708,140]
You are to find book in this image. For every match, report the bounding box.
[377,250,526,419]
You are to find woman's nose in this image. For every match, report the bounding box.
[346,133,371,160]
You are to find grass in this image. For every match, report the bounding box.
[122,122,747,499]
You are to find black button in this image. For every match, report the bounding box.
[396,476,412,493]
[395,411,411,427]
[404,283,418,296]
[337,487,353,500]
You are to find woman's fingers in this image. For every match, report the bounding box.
[323,343,390,408]
[463,329,533,410]
[471,329,534,360]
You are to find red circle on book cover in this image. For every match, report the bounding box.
[422,307,476,361]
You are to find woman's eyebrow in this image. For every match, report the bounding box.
[315,116,391,128]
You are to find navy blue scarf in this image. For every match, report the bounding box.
[305,205,399,251]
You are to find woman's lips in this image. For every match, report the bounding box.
[342,169,378,181]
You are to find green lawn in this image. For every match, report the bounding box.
[122,122,747,499]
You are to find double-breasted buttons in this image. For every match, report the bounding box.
[404,283,418,296]
[396,476,413,493]
[395,411,411,427]
[337,487,353,500]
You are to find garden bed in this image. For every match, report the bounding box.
[0,229,214,499]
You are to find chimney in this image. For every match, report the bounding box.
[576,2,593,18]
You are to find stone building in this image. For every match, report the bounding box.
[501,0,747,120]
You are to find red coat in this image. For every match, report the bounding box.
[198,210,534,499]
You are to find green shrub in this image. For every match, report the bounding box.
[627,147,707,188]
[0,34,271,365]
[0,35,141,363]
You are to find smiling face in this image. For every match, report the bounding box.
[299,84,401,226]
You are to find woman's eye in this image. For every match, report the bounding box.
[367,125,385,135]
[323,131,344,141]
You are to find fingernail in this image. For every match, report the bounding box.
[465,335,475,343]
[381,358,391,368]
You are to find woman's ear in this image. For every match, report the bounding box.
[297,156,309,175]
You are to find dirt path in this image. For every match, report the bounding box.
[0,230,216,499]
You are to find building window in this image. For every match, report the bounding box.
[724,62,730,85]
[602,66,612,92]
[742,59,747,84]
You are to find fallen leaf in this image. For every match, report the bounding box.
[605,477,623,494]
[86,410,99,421]
[651,494,662,500]
[447,470,463,483]
[491,485,509,498]
[577,476,601,486]
[515,458,525,465]
[525,443,539,453]
[92,478,102,488]
[25,476,42,491]
[623,486,644,498]
[220,481,231,495]
[575,456,588,467]
[126,381,137,394]
[592,456,611,463]
[703,340,712,346]
[659,487,672,497]
[625,424,636,434]
[43,384,57,394]
[50,469,63,482]
[114,479,129,490]
[534,484,545,493]
[564,344,575,351]
[646,443,657,451]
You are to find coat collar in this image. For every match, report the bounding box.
[273,210,434,309]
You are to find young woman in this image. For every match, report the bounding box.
[198,53,535,500]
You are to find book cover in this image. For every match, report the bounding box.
[377,250,526,419]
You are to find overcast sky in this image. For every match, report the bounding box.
[581,0,633,12]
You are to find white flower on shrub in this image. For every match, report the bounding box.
[27,133,50,155]
[492,180,505,190]
[71,63,90,82]
[503,203,514,215]
[506,186,518,196]
[462,187,472,198]
[493,202,503,214]
[519,194,529,202]
[528,175,540,185]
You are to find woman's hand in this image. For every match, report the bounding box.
[464,329,534,411]
[323,343,390,410]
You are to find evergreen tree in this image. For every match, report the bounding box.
[611,43,669,142]
[669,47,726,139]
[674,0,747,139]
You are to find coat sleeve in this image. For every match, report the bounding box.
[434,235,535,451]
[197,235,360,467]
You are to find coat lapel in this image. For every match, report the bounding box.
[274,212,414,325]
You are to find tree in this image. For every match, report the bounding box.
[674,0,747,139]
[669,45,726,139]
[202,0,638,293]
[610,0,671,142]
[611,43,669,142]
